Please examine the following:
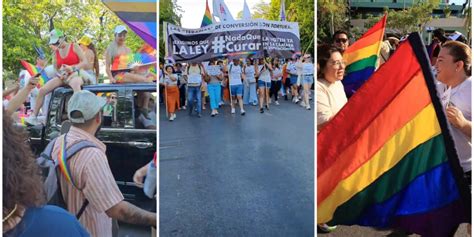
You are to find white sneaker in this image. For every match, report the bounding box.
[231,108,235,114]
[295,98,300,104]
[25,115,40,126]
[182,106,186,110]
[300,101,306,107]
[306,105,311,110]
[169,114,175,121]
[292,97,296,103]
[172,114,177,119]
[275,101,280,105]
[241,110,246,115]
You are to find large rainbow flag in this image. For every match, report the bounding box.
[201,0,213,27]
[318,33,470,236]
[20,60,49,88]
[102,0,157,49]
[342,14,386,97]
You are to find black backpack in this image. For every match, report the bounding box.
[36,133,97,219]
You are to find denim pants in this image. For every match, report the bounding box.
[187,86,202,114]
[243,82,257,105]
[207,83,221,110]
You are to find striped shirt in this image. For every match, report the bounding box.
[53,127,124,237]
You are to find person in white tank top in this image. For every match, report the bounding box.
[225,58,246,115]
[255,58,273,113]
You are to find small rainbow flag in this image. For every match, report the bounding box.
[342,14,386,97]
[318,33,470,237]
[201,0,213,27]
[20,60,49,88]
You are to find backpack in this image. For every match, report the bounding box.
[36,133,97,219]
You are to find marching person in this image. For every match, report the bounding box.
[287,57,300,104]
[226,58,246,115]
[185,62,205,117]
[205,59,224,116]
[164,65,180,121]
[301,55,315,110]
[256,58,272,113]
[243,58,257,106]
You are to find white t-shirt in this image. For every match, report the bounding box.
[272,68,282,81]
[228,63,243,86]
[244,65,256,83]
[258,65,271,83]
[287,62,297,75]
[438,77,471,172]
[302,63,314,75]
[187,65,202,84]
[164,74,178,86]
[317,79,348,128]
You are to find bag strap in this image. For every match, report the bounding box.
[41,137,59,160]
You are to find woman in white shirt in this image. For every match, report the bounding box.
[301,56,315,110]
[255,58,273,113]
[243,59,257,106]
[164,65,179,121]
[317,45,347,132]
[226,58,246,115]
[270,58,283,105]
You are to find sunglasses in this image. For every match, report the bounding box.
[335,38,348,44]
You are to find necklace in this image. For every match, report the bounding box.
[3,204,18,222]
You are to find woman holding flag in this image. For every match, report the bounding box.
[26,29,91,126]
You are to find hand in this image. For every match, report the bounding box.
[27,77,39,90]
[62,65,73,74]
[110,77,117,84]
[133,165,148,188]
[446,105,468,129]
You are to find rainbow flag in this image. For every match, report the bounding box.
[20,60,49,88]
[112,53,156,71]
[201,0,213,27]
[318,33,470,237]
[102,0,156,49]
[342,14,386,97]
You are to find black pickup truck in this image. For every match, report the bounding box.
[27,83,156,209]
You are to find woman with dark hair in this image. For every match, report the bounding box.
[255,58,273,113]
[317,44,347,132]
[243,58,257,105]
[205,59,224,116]
[164,65,179,121]
[3,112,89,236]
[78,35,99,84]
[435,41,471,200]
[270,58,283,105]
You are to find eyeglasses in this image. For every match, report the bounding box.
[335,38,348,44]
[330,61,346,68]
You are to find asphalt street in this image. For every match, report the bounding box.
[317,224,470,237]
[159,97,315,237]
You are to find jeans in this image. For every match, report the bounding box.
[270,81,282,101]
[243,82,257,105]
[207,83,221,110]
[179,84,187,107]
[187,86,202,114]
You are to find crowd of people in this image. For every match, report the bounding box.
[159,55,315,121]
[3,25,157,237]
[317,28,472,235]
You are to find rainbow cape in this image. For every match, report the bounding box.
[102,0,156,49]
[201,0,213,27]
[20,60,49,88]
[318,33,470,237]
[342,14,386,97]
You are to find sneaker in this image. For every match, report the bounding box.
[300,101,306,107]
[317,224,337,233]
[25,115,40,126]
[211,111,215,117]
[260,108,264,113]
[182,106,186,110]
[197,113,202,118]
[265,105,270,110]
[306,105,311,110]
[231,108,236,114]
[172,114,177,120]
[295,98,300,104]
[219,101,224,106]
[169,115,174,121]
[275,101,280,105]
[241,110,245,116]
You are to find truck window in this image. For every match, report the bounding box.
[58,91,123,128]
[133,90,156,130]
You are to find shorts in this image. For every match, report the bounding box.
[230,84,243,96]
[63,70,92,85]
[289,75,298,85]
[302,75,314,85]
[258,80,271,88]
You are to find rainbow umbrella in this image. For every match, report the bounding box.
[102,0,156,49]
[20,60,50,88]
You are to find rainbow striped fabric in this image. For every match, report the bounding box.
[342,14,386,97]
[58,135,76,188]
[102,0,156,49]
[20,60,49,88]
[318,33,470,237]
[111,53,156,71]
[201,0,213,27]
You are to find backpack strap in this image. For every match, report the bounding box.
[40,137,59,161]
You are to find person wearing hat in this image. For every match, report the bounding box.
[51,90,156,237]
[26,29,91,126]
[78,34,99,84]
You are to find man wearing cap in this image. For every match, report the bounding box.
[52,90,156,237]
[26,29,90,125]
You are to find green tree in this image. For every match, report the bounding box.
[317,0,349,44]
[3,0,144,81]
[159,0,182,62]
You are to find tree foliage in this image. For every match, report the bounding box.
[159,0,182,62]
[317,0,349,44]
[3,0,144,80]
